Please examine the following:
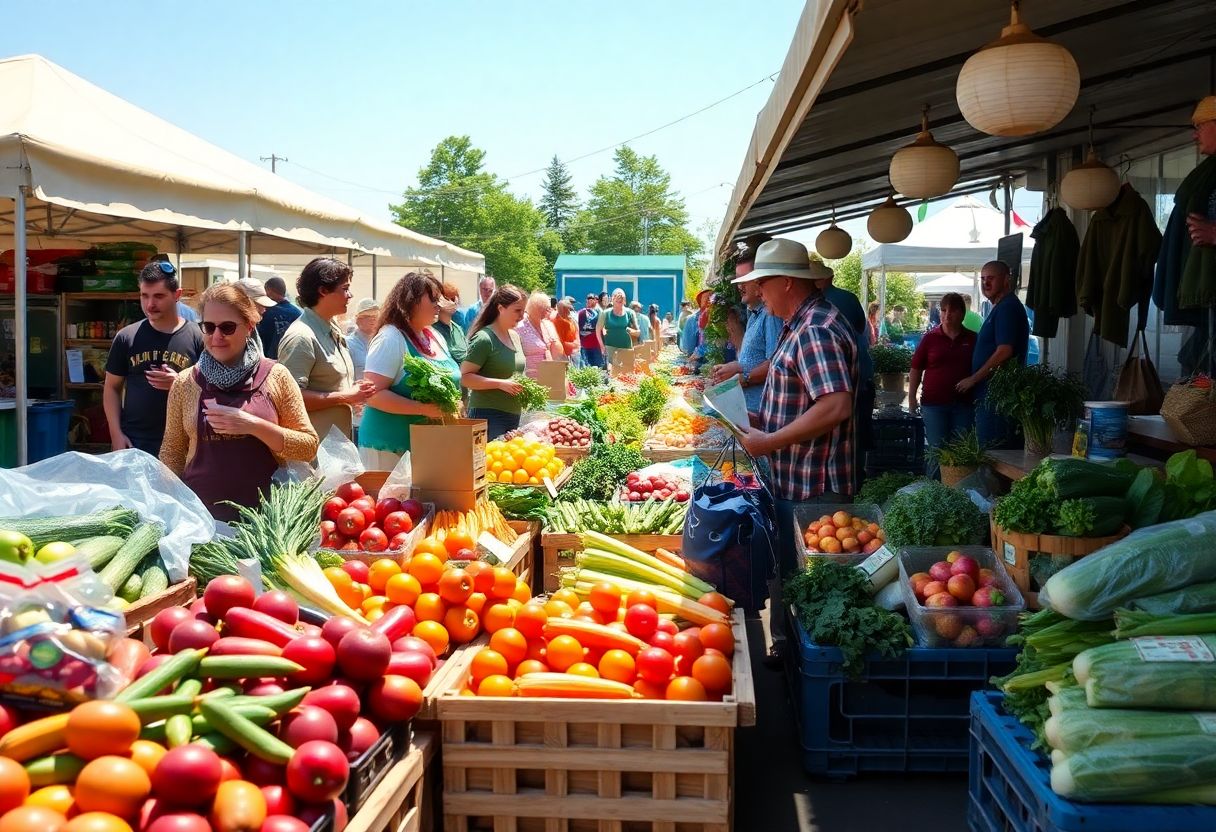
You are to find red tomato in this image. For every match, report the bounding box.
[635,646,675,685]
[656,618,679,636]
[151,746,223,807]
[302,684,361,731]
[359,527,389,552]
[336,629,391,681]
[368,675,423,722]
[260,785,295,817]
[374,497,403,526]
[149,607,193,652]
[242,756,285,787]
[337,717,380,762]
[672,631,705,673]
[285,741,350,803]
[334,482,365,503]
[382,511,414,536]
[251,590,299,625]
[322,497,347,523]
[168,619,219,653]
[339,560,370,584]
[336,507,366,537]
[391,636,437,668]
[260,817,311,832]
[282,636,337,686]
[146,813,213,832]
[648,631,675,652]
[386,651,433,687]
[280,706,340,748]
[350,497,377,528]
[320,617,365,650]
[623,604,659,640]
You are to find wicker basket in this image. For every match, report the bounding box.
[939,464,976,487]
[990,516,1129,609]
[1161,383,1216,446]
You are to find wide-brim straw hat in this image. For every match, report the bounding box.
[733,238,825,283]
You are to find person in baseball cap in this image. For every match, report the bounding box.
[348,298,380,381]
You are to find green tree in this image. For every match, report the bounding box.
[539,156,578,230]
[829,249,924,324]
[390,135,552,293]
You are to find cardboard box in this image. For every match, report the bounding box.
[610,347,635,375]
[538,361,567,402]
[412,486,487,512]
[409,419,488,492]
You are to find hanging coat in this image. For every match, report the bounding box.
[1026,207,1079,338]
[1172,155,1216,311]
[1076,185,1162,347]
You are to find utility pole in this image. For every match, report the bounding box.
[641,213,651,256]
[260,154,287,173]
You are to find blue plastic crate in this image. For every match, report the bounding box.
[968,691,1216,832]
[787,616,1016,779]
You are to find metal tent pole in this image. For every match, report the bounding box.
[13,185,28,466]
[371,255,378,299]
[238,232,248,281]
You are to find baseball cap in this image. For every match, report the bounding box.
[354,298,380,317]
[235,277,276,308]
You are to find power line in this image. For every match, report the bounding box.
[260,153,288,173]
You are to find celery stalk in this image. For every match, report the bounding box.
[580,530,713,594]
[576,549,702,599]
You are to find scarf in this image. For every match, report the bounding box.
[197,338,260,391]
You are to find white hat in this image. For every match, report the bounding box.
[733,238,824,283]
[235,277,276,308]
[354,298,380,317]
[1193,96,1216,127]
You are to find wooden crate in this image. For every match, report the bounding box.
[505,464,574,493]
[125,578,197,638]
[438,611,755,832]
[356,470,392,498]
[504,520,540,587]
[346,731,436,832]
[990,517,1129,609]
[641,447,725,465]
[553,445,591,465]
[539,532,683,594]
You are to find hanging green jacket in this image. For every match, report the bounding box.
[1076,186,1162,347]
[1172,155,1216,311]
[1026,207,1079,338]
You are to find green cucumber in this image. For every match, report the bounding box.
[175,679,204,698]
[198,699,295,764]
[165,713,194,748]
[98,521,164,592]
[197,656,303,680]
[119,572,144,604]
[140,561,169,599]
[24,753,85,786]
[191,731,238,755]
[126,694,196,724]
[226,687,309,715]
[116,649,204,702]
[191,705,276,734]
[73,535,126,570]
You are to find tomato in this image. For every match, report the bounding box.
[359,527,389,552]
[598,649,636,684]
[513,603,547,640]
[334,481,364,503]
[144,813,210,832]
[463,562,493,595]
[0,757,28,814]
[151,746,223,808]
[382,511,413,536]
[302,684,361,731]
[202,576,256,621]
[259,785,294,817]
[623,604,659,640]
[209,781,266,832]
[514,659,548,677]
[148,608,193,653]
[337,717,380,762]
[218,759,241,782]
[335,507,366,537]
[624,589,658,610]
[0,806,67,832]
[544,636,583,673]
[391,636,437,667]
[74,755,150,818]
[385,651,433,687]
[66,701,141,761]
[128,740,167,777]
[61,813,135,832]
[697,592,731,616]
[691,653,733,697]
[374,498,403,526]
[648,631,675,653]
[437,570,473,605]
[636,647,675,685]
[488,628,527,666]
[335,629,391,681]
[477,674,515,696]
[322,497,347,524]
[280,706,339,748]
[566,662,599,678]
[320,616,365,651]
[259,817,310,832]
[368,675,423,721]
[632,678,667,699]
[281,636,336,686]
[469,649,510,687]
[167,620,219,653]
[671,632,705,671]
[587,582,621,616]
[698,622,734,657]
[241,757,284,787]
[285,742,349,804]
[665,676,708,701]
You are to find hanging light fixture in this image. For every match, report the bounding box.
[889,105,960,199]
[815,206,853,259]
[868,196,913,244]
[955,0,1080,137]
[1060,107,1120,210]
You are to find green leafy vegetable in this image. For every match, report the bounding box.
[314,551,345,569]
[598,402,646,446]
[1124,467,1166,529]
[882,481,986,547]
[558,443,647,502]
[512,374,551,411]
[925,428,992,468]
[402,354,461,414]
[993,475,1057,534]
[986,363,1086,453]
[856,472,921,507]
[626,376,670,427]
[1160,450,1216,521]
[568,366,607,392]
[488,485,553,521]
[554,398,607,443]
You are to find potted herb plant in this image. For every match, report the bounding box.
[986,363,1086,457]
[870,343,914,396]
[926,428,993,487]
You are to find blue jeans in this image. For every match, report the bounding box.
[921,403,975,477]
[581,346,605,369]
[468,408,521,441]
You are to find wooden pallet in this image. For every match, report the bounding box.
[125,578,197,639]
[345,731,436,832]
[438,610,755,832]
[539,532,683,593]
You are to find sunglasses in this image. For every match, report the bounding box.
[201,321,241,336]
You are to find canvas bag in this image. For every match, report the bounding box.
[1114,329,1165,415]
[680,442,776,612]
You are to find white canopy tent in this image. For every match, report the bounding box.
[0,53,484,463]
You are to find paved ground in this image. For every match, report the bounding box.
[735,614,969,832]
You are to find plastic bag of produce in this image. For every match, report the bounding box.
[1046,701,1216,754]
[1129,580,1216,616]
[1074,634,1216,709]
[1039,511,1216,620]
[0,449,212,583]
[378,451,412,503]
[1052,735,1216,802]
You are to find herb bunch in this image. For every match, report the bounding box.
[402,355,461,415]
[558,443,646,502]
[512,374,551,411]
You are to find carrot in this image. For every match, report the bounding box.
[654,548,686,571]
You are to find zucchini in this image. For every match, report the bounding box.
[72,535,126,570]
[118,572,143,604]
[98,521,164,592]
[1038,459,1137,500]
[0,508,138,547]
[1055,496,1126,538]
[139,560,169,599]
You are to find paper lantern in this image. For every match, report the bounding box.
[889,110,960,199]
[956,3,1079,137]
[867,196,913,244]
[1060,149,1120,211]
[816,224,852,260]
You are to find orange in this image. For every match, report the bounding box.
[65,702,141,761]
[414,592,447,623]
[125,740,166,777]
[551,588,580,608]
[443,606,481,644]
[489,628,528,665]
[476,675,515,697]
[323,566,353,591]
[412,620,450,656]
[361,595,389,615]
[545,635,583,672]
[23,785,73,815]
[511,470,530,485]
[566,662,599,678]
[543,599,574,619]
[598,649,636,684]
[632,678,666,699]
[413,538,447,559]
[463,562,494,595]
[514,659,549,677]
[588,582,622,616]
[438,569,474,604]
[444,530,475,556]
[481,603,515,634]
[665,676,708,702]
[0,806,68,832]
[697,592,731,616]
[469,648,509,687]
[72,756,149,819]
[385,572,422,606]
[691,653,732,696]
[0,757,28,815]
[366,607,386,623]
[488,567,518,600]
[335,580,365,610]
[514,603,548,640]
[367,559,402,593]
[698,622,735,657]
[465,591,488,617]
[574,601,598,619]
[63,813,133,832]
[511,580,531,604]
[407,553,444,585]
[624,589,658,610]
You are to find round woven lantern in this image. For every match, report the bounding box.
[890,108,960,199]
[867,196,913,244]
[955,3,1079,137]
[816,224,852,259]
[1060,149,1120,211]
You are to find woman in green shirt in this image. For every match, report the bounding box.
[461,285,527,440]
[596,288,640,366]
[433,281,468,365]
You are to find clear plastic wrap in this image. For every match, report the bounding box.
[1073,635,1216,710]
[1129,580,1216,616]
[0,449,212,582]
[1051,735,1216,802]
[1045,702,1215,754]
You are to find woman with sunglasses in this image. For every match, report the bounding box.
[461,285,527,440]
[358,273,460,471]
[160,283,318,520]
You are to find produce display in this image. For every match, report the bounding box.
[800,509,885,556]
[993,458,1134,538]
[485,437,566,485]
[558,444,646,502]
[487,486,552,522]
[566,366,607,392]
[899,548,1023,648]
[881,480,986,547]
[856,472,919,508]
[545,498,687,536]
[504,416,592,448]
[617,470,689,504]
[558,533,721,613]
[317,481,427,553]
[511,374,551,412]
[647,411,713,449]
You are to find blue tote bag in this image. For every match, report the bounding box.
[680,443,776,612]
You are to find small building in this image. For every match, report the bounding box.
[553,254,686,318]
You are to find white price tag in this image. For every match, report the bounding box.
[857,545,894,578]
[1132,636,1215,663]
[543,476,558,500]
[476,531,514,567]
[1003,541,1017,568]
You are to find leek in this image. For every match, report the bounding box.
[1129,580,1216,616]
[579,530,713,595]
[1052,735,1216,801]
[1114,608,1216,639]
[1046,703,1216,754]
[272,550,368,623]
[576,548,703,600]
[1074,635,1216,709]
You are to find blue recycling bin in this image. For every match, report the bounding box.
[0,399,75,467]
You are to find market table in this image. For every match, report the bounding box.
[1127,414,1216,463]
[988,447,1162,482]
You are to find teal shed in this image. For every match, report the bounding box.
[553,254,686,319]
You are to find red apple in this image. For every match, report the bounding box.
[359,527,389,553]
[399,499,425,524]
[341,560,370,584]
[926,592,958,608]
[382,511,413,536]
[374,497,403,526]
[947,574,976,602]
[921,580,948,600]
[323,497,347,523]
[335,481,365,503]
[928,561,953,583]
[950,556,980,581]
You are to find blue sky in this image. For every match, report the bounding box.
[2,1,1042,252]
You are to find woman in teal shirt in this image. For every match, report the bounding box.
[358,273,460,471]
[461,285,527,440]
[596,289,639,366]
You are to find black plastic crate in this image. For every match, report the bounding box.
[344,720,412,813]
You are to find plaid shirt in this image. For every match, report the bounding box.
[758,292,857,501]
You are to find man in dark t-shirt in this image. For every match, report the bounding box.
[257,276,302,360]
[104,261,205,456]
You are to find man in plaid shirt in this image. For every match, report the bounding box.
[736,238,858,662]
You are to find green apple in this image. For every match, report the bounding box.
[34,541,77,565]
[0,530,34,564]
